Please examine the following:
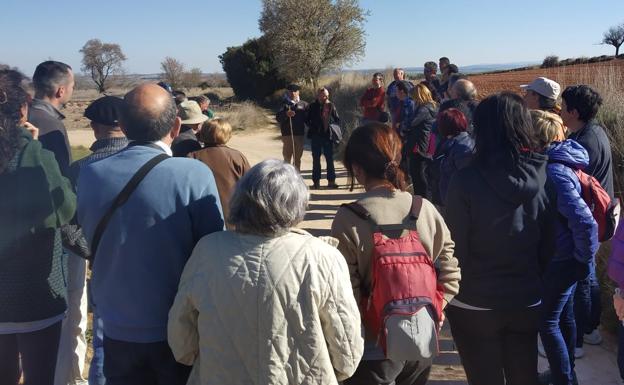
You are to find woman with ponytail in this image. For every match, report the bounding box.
[331,122,460,385]
[0,69,76,385]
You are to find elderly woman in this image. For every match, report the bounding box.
[0,70,76,384]
[168,159,363,384]
[188,118,250,229]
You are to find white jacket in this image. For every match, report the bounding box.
[168,228,364,384]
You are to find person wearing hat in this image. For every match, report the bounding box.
[65,95,128,385]
[171,100,208,157]
[521,77,562,114]
[276,84,308,171]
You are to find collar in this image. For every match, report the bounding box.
[30,99,65,120]
[90,137,129,152]
[155,140,173,156]
[128,140,173,156]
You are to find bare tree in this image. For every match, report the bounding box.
[602,23,624,56]
[259,0,368,88]
[80,39,127,93]
[183,67,203,89]
[160,57,186,89]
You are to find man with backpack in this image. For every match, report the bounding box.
[561,85,616,354]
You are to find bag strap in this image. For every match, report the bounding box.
[341,194,423,228]
[90,153,169,261]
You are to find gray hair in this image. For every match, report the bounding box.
[453,79,477,101]
[229,159,308,236]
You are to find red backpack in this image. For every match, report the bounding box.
[574,169,620,242]
[343,196,444,362]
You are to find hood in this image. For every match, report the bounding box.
[478,151,548,205]
[546,139,589,170]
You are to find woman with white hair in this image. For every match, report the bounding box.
[167,159,364,385]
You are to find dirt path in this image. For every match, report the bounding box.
[67,126,622,384]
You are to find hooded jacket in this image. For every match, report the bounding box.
[405,102,438,158]
[168,229,363,385]
[438,132,474,204]
[546,140,598,264]
[445,151,556,309]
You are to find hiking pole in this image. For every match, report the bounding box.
[288,105,296,169]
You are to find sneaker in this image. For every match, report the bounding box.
[575,347,585,359]
[538,370,552,385]
[538,338,547,358]
[327,181,339,189]
[583,329,603,345]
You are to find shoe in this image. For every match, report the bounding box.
[583,329,603,345]
[537,338,547,358]
[327,181,339,189]
[575,347,585,359]
[538,370,552,385]
[311,182,320,190]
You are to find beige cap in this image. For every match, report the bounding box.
[520,77,561,100]
[178,100,208,125]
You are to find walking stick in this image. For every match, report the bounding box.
[288,105,296,168]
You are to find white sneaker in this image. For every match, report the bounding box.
[583,329,603,345]
[575,347,585,359]
[538,338,547,358]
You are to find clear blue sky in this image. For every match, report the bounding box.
[1,0,623,76]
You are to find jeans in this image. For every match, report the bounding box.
[343,359,430,385]
[447,305,540,385]
[89,313,105,385]
[0,321,62,385]
[311,136,335,183]
[103,336,191,385]
[618,323,624,381]
[540,260,582,385]
[574,261,601,347]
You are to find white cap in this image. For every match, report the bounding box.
[520,77,561,100]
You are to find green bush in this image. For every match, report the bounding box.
[541,55,559,68]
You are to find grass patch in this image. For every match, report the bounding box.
[216,101,272,132]
[72,146,91,161]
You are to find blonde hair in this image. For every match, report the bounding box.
[411,83,436,107]
[198,118,232,145]
[531,110,566,150]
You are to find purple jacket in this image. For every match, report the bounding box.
[608,219,624,289]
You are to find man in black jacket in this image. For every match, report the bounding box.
[562,84,614,354]
[306,87,339,189]
[276,84,308,171]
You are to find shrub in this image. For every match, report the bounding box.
[541,55,559,68]
[216,101,270,132]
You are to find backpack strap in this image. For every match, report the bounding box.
[409,195,423,221]
[342,202,375,223]
[341,194,424,226]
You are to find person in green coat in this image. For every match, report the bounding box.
[0,69,76,385]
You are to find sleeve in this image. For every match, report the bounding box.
[332,104,340,125]
[39,130,71,177]
[318,248,364,381]
[168,248,201,365]
[330,207,364,301]
[40,147,76,227]
[608,223,624,289]
[549,166,599,263]
[276,104,287,124]
[412,112,433,157]
[444,173,471,282]
[423,200,461,304]
[539,178,558,270]
[189,167,226,241]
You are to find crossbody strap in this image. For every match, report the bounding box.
[90,153,169,262]
[342,194,423,229]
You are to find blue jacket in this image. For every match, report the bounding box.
[438,132,474,204]
[546,140,598,263]
[399,97,416,136]
[77,144,224,343]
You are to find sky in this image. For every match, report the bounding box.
[1,0,623,76]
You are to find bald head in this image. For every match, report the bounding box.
[452,79,477,101]
[121,83,180,142]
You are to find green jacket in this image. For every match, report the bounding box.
[0,130,76,322]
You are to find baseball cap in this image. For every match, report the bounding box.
[84,96,124,127]
[520,77,561,100]
[178,100,209,125]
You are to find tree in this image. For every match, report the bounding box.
[259,0,367,88]
[160,57,185,89]
[80,39,127,93]
[183,67,203,89]
[220,36,289,101]
[602,23,624,56]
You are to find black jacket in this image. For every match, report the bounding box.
[276,99,308,136]
[445,151,556,309]
[568,120,614,198]
[405,102,437,159]
[306,100,339,140]
[172,127,201,158]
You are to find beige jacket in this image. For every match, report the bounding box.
[330,189,461,305]
[167,228,364,385]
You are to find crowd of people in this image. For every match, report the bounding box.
[0,56,622,385]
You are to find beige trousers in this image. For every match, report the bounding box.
[281,135,305,171]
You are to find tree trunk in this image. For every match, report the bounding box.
[617,45,620,57]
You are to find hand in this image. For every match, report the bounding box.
[23,122,39,140]
[286,110,296,118]
[438,311,446,331]
[614,293,624,320]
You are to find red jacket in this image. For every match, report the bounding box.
[360,87,385,120]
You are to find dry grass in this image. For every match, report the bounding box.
[216,101,273,132]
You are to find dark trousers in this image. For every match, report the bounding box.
[618,323,624,380]
[574,261,601,347]
[540,261,581,385]
[408,154,431,200]
[447,305,539,385]
[311,136,335,183]
[103,336,191,385]
[0,321,62,385]
[344,359,431,385]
